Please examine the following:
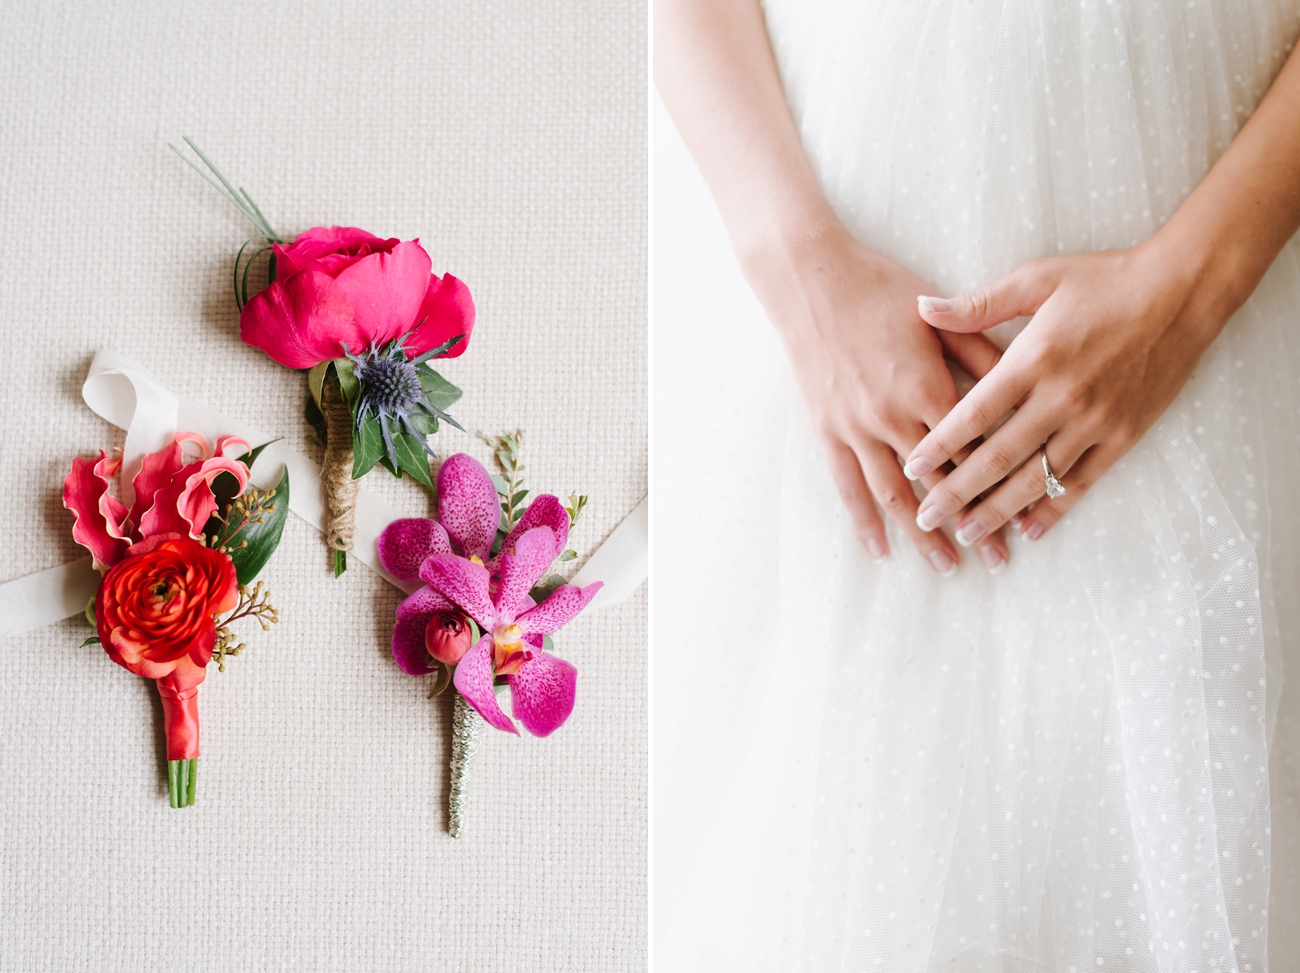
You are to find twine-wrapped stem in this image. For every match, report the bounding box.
[448,690,484,838]
[321,372,358,576]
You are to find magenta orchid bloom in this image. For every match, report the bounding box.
[239,226,475,369]
[376,453,601,737]
[63,433,251,571]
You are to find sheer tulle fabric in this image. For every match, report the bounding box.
[655,1,1300,970]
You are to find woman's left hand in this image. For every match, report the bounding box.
[902,243,1235,545]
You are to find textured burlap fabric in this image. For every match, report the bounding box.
[0,3,646,970]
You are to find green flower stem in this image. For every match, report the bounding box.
[168,759,197,808]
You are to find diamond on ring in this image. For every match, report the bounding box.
[1042,453,1066,499]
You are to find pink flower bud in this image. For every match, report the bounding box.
[425,611,473,665]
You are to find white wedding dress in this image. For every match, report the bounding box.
[654,2,1300,971]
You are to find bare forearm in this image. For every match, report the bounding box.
[1152,40,1300,328]
[654,0,837,273]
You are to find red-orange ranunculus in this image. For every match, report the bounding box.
[96,533,239,695]
[425,610,473,666]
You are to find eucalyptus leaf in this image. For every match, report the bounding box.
[307,361,330,409]
[542,634,555,655]
[223,465,290,585]
[416,367,463,412]
[558,549,577,562]
[510,489,529,506]
[352,413,384,479]
[490,474,510,495]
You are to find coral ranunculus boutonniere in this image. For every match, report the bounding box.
[377,442,599,837]
[172,139,475,576]
[64,433,288,807]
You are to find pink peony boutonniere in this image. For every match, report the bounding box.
[172,139,475,576]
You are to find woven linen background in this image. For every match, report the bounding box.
[0,2,646,971]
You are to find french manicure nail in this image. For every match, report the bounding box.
[928,549,957,576]
[955,520,987,546]
[918,295,953,313]
[916,505,946,531]
[1024,522,1045,541]
[866,537,887,562]
[978,544,1006,574]
[903,457,934,480]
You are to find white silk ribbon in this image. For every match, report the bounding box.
[0,350,646,638]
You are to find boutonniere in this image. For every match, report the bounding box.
[173,139,475,576]
[65,434,288,807]
[376,438,599,836]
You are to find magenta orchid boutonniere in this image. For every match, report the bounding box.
[377,446,598,836]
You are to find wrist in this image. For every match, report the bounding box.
[1136,226,1246,346]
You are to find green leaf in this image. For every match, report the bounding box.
[334,357,359,404]
[352,413,384,479]
[305,394,328,443]
[542,634,555,655]
[558,549,577,562]
[391,432,434,490]
[497,448,513,471]
[490,474,510,496]
[236,439,281,473]
[406,412,439,436]
[80,636,100,648]
[510,489,529,507]
[307,361,330,409]
[528,573,567,604]
[416,367,463,412]
[224,465,290,585]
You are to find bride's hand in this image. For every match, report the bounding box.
[753,224,1010,574]
[904,244,1231,544]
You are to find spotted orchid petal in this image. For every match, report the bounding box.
[488,494,570,574]
[419,554,497,631]
[64,451,129,570]
[453,634,519,734]
[496,527,558,621]
[436,454,500,562]
[507,651,578,737]
[392,585,456,675]
[378,518,453,583]
[517,582,604,637]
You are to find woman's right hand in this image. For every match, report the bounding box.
[750,224,1010,575]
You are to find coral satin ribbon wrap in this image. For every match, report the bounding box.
[157,683,201,761]
[0,350,647,639]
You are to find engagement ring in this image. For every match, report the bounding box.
[1042,452,1066,499]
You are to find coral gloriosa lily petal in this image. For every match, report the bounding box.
[331,240,431,348]
[419,555,498,631]
[517,582,604,637]
[507,651,578,737]
[129,440,184,531]
[63,452,129,570]
[406,273,476,358]
[377,518,453,583]
[175,457,250,536]
[453,635,519,734]
[436,454,501,561]
[392,585,456,675]
[490,494,570,573]
[239,269,367,369]
[215,434,251,459]
[496,527,558,620]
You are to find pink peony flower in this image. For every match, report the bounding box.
[64,433,251,571]
[376,453,600,737]
[239,226,475,369]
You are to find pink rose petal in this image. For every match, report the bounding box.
[406,273,475,358]
[507,651,578,737]
[453,635,518,734]
[333,239,432,348]
[239,269,367,369]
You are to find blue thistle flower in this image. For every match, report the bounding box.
[345,334,464,471]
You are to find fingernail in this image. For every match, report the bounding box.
[928,549,957,576]
[1011,512,1023,526]
[916,505,946,531]
[1024,521,1045,541]
[902,457,933,480]
[918,295,953,313]
[866,537,887,562]
[978,544,1006,574]
[955,520,987,546]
